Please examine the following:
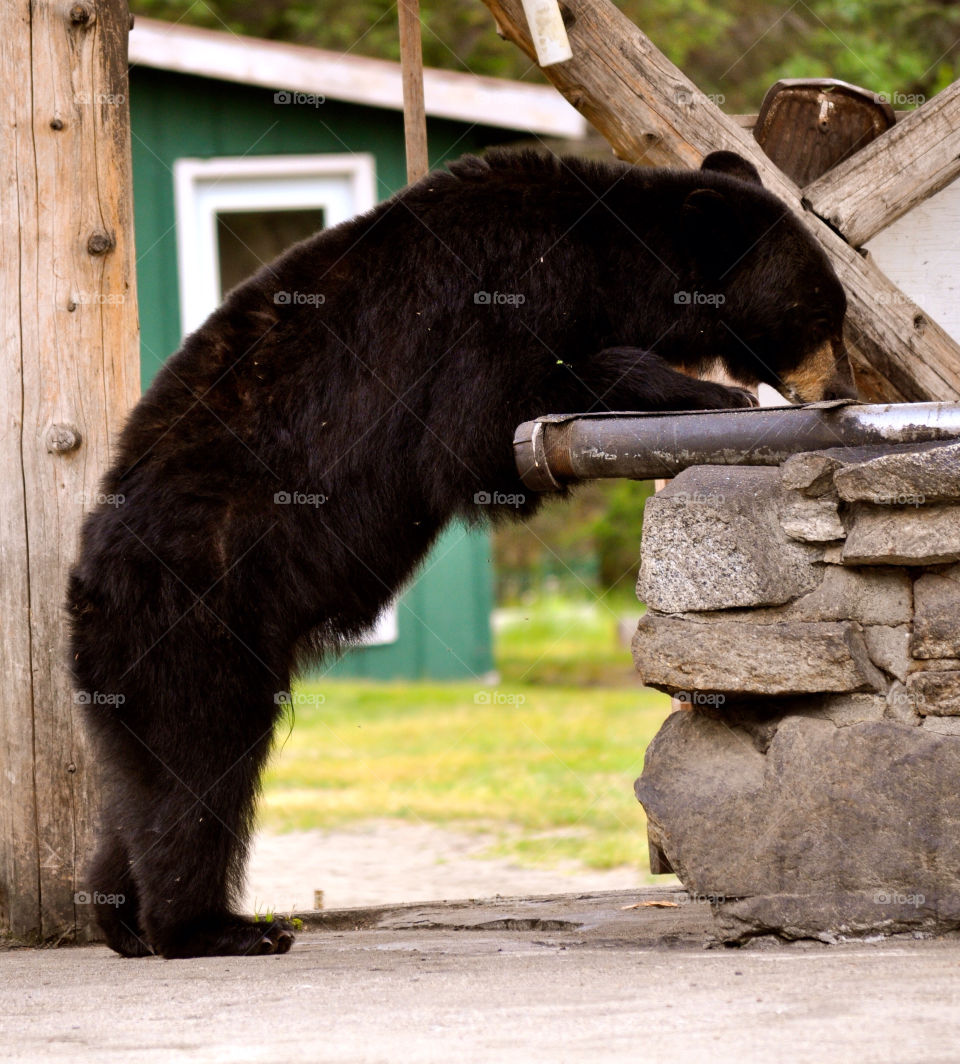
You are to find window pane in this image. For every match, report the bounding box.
[216,208,326,297]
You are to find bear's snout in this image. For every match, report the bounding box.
[781,337,857,404]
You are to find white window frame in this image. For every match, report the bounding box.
[173,152,396,647]
[173,152,377,337]
[358,607,399,647]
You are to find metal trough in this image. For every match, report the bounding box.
[513,401,960,491]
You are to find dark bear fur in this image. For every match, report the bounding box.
[68,148,853,958]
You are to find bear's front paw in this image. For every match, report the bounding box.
[246,918,296,956]
[156,914,297,958]
[724,386,759,408]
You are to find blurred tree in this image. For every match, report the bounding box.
[133,0,959,110]
[493,480,653,601]
[590,479,655,591]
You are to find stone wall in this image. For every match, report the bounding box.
[632,441,960,943]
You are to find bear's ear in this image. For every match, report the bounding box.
[700,151,763,187]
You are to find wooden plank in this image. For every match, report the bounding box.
[804,81,960,247]
[397,0,429,183]
[479,0,960,402]
[0,0,140,943]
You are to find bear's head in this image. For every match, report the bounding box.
[683,151,856,404]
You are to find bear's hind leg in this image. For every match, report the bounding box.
[89,829,153,957]
[74,517,302,958]
[124,679,295,959]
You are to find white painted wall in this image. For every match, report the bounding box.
[865,177,960,343]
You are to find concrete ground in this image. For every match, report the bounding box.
[4,889,960,1064]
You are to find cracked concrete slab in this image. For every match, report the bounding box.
[4,890,960,1064]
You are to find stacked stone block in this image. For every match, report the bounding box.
[632,441,960,942]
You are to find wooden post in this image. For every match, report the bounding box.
[0,0,140,943]
[397,0,429,183]
[478,0,960,404]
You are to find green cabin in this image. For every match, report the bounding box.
[127,18,586,680]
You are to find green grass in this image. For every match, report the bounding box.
[495,591,644,688]
[261,595,670,873]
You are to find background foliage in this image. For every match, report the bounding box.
[134,0,959,111]
[494,481,654,602]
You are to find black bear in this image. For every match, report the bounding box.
[69,148,854,958]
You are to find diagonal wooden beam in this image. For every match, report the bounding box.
[803,81,960,248]
[480,0,960,402]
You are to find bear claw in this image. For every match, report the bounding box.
[156,915,297,958]
[253,925,295,955]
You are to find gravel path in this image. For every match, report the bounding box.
[243,820,649,913]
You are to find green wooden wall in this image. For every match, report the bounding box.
[129,66,509,680]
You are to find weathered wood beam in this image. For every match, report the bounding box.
[803,81,960,248]
[480,0,960,402]
[0,0,140,943]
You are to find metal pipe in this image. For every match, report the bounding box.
[513,401,960,491]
